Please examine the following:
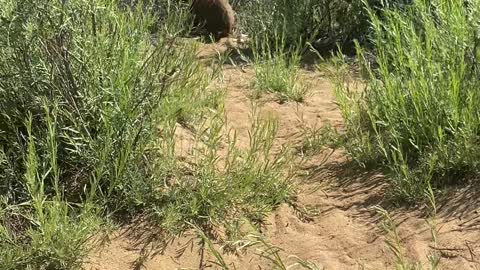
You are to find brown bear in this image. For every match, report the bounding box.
[190,0,235,41]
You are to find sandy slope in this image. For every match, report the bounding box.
[85,41,480,270]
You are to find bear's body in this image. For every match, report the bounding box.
[190,0,235,40]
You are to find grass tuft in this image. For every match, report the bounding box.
[251,31,308,103]
[334,0,480,202]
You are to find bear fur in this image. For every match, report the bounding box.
[190,0,235,40]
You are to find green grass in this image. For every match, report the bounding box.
[251,31,308,103]
[334,0,480,202]
[0,0,224,267]
[149,104,296,235]
[235,0,371,54]
[0,0,300,267]
[297,122,340,157]
[0,109,103,269]
[195,230,322,270]
[374,184,440,270]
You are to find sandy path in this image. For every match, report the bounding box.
[85,45,480,270]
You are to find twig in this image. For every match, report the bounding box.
[465,240,477,262]
[428,245,465,251]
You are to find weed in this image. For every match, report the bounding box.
[374,182,440,270]
[150,104,296,236]
[0,112,102,269]
[297,122,340,157]
[195,230,322,270]
[0,0,214,267]
[334,0,480,202]
[251,31,308,103]
[235,0,371,54]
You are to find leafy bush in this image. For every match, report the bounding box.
[0,0,207,267]
[0,0,193,204]
[0,0,299,267]
[234,0,371,53]
[335,0,480,201]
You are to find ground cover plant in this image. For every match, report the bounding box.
[250,30,308,103]
[334,0,480,201]
[233,0,371,54]
[0,0,300,268]
[0,0,201,267]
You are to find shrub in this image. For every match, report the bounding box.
[234,0,371,53]
[0,0,299,266]
[335,0,480,201]
[0,0,207,267]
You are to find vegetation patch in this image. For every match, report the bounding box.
[334,0,480,202]
[250,30,308,103]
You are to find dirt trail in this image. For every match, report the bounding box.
[85,42,480,270]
